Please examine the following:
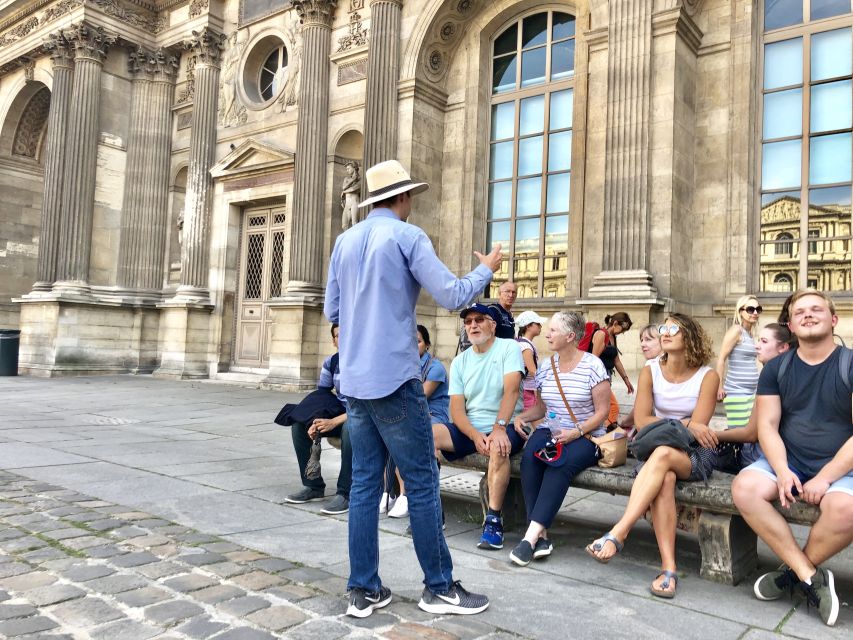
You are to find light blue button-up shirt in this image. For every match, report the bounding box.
[325,208,493,400]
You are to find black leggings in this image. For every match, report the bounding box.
[520,428,598,529]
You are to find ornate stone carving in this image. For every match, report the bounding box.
[337,11,367,52]
[350,0,363,9]
[128,46,178,79]
[91,0,165,33]
[44,30,75,66]
[43,0,85,23]
[0,16,39,48]
[21,57,36,81]
[278,12,302,112]
[340,160,360,230]
[64,23,115,62]
[293,0,338,27]
[188,0,209,18]
[12,87,51,158]
[418,0,484,83]
[176,54,195,103]
[219,30,248,128]
[184,27,225,67]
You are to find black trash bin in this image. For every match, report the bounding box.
[0,329,20,376]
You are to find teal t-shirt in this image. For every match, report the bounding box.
[449,338,525,432]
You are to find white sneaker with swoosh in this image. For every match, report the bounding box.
[418,581,489,615]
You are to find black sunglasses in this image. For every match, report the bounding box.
[740,305,763,315]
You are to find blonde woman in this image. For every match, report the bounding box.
[715,295,761,428]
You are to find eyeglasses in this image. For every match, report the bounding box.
[463,316,489,326]
[657,324,681,336]
[740,305,763,315]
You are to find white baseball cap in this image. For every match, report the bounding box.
[515,310,548,327]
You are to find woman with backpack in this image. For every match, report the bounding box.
[516,311,547,409]
[582,313,634,425]
[585,313,719,598]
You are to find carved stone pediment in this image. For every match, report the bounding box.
[210,138,295,180]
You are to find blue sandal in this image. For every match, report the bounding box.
[585,532,623,564]
[650,570,678,598]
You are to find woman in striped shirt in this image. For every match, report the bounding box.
[715,295,761,428]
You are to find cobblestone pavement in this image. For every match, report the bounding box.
[0,470,514,639]
[0,375,849,640]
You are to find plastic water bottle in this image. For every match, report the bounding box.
[544,411,562,440]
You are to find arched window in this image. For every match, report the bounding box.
[774,273,794,292]
[486,10,575,298]
[775,232,794,256]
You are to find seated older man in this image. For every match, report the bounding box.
[433,303,525,550]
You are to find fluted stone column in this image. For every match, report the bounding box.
[285,0,337,300]
[31,32,74,292]
[361,0,401,187]
[54,24,114,294]
[175,28,225,301]
[586,0,660,300]
[118,47,178,292]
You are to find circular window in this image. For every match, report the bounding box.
[240,34,289,108]
[259,46,287,101]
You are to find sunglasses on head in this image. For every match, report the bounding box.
[534,440,563,462]
[619,321,632,330]
[657,324,681,336]
[740,305,763,315]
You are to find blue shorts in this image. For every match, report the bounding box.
[439,422,525,461]
[741,455,853,497]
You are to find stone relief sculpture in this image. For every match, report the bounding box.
[340,161,361,230]
[278,13,301,112]
[219,30,248,127]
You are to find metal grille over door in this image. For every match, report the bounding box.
[236,205,287,367]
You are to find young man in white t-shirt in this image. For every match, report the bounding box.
[432,303,525,550]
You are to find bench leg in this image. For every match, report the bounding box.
[697,512,757,585]
[478,471,526,530]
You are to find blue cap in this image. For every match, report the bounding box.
[459,303,499,323]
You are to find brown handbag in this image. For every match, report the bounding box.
[550,356,627,468]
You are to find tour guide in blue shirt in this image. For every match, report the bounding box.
[325,160,502,619]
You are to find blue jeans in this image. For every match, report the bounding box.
[347,379,453,594]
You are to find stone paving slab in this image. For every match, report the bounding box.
[0,375,850,639]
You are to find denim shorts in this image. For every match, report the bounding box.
[440,422,525,461]
[742,455,853,497]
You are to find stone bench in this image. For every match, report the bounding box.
[440,453,819,586]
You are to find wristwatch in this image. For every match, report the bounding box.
[495,419,507,428]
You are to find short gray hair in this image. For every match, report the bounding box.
[550,311,585,344]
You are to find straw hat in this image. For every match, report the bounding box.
[358,160,429,208]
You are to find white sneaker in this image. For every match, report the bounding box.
[379,492,396,514]
[388,494,409,518]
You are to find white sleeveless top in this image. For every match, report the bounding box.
[650,359,712,420]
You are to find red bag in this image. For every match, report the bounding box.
[577,321,602,352]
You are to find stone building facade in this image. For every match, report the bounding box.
[1,0,852,386]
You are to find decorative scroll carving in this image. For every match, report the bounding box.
[43,0,86,23]
[176,54,195,103]
[337,11,367,51]
[12,87,51,158]
[293,0,337,27]
[418,0,484,83]
[0,16,39,48]
[64,22,114,61]
[91,0,166,34]
[349,0,363,9]
[183,27,225,67]
[43,30,75,66]
[189,0,209,18]
[219,30,248,127]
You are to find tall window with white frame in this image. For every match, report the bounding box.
[760,1,853,293]
[486,10,575,299]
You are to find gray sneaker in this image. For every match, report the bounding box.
[509,540,533,567]
[533,537,553,559]
[284,487,325,504]
[754,565,796,601]
[321,494,349,515]
[799,567,839,626]
[418,581,489,615]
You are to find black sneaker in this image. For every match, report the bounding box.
[509,540,533,566]
[418,580,489,615]
[321,494,349,515]
[798,568,839,626]
[346,585,392,618]
[533,537,553,559]
[284,487,325,504]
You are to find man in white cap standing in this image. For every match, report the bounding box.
[325,160,501,618]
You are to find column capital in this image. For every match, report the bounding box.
[64,23,114,62]
[43,31,75,68]
[368,0,402,7]
[183,27,225,68]
[128,46,179,81]
[293,0,338,28]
